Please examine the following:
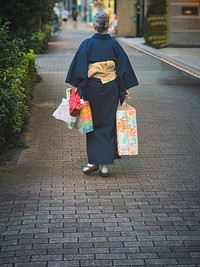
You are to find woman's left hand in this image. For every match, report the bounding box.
[125,89,129,98]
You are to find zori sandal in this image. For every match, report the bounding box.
[82,164,99,174]
[99,165,109,177]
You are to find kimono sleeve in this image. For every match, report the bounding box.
[115,43,139,104]
[65,40,88,98]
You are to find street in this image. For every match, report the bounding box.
[0,22,200,267]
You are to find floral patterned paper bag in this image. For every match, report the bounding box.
[77,101,94,134]
[116,103,138,156]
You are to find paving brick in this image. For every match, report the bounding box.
[49,237,78,243]
[1,245,32,252]
[80,259,112,266]
[15,263,46,267]
[48,261,79,267]
[96,253,127,260]
[0,240,18,246]
[0,256,30,264]
[127,252,158,259]
[145,258,178,265]
[63,254,95,260]
[79,248,109,254]
[18,238,48,245]
[124,241,154,247]
[15,250,47,257]
[190,252,200,258]
[113,259,145,266]
[63,242,93,249]
[31,255,62,261]
[93,242,123,248]
[109,236,138,243]
[140,246,172,253]
[0,252,15,258]
[177,259,200,265]
[93,231,121,238]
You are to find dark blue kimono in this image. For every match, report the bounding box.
[66,33,138,164]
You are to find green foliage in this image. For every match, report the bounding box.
[0,0,54,150]
[144,0,168,49]
[0,26,37,147]
[0,24,23,68]
[0,0,57,40]
[146,0,166,16]
[29,23,52,54]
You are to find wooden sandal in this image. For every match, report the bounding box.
[82,164,99,174]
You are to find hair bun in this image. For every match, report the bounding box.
[93,11,109,33]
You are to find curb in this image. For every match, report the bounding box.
[119,38,200,79]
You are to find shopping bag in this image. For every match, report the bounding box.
[116,103,138,156]
[69,89,83,117]
[77,101,94,134]
[52,98,77,129]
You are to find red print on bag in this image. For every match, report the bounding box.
[69,89,83,117]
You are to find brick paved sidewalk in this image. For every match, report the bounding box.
[0,22,200,267]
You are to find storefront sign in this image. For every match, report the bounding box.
[182,7,198,15]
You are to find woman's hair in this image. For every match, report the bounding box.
[93,11,109,33]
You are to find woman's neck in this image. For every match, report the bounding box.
[97,31,108,34]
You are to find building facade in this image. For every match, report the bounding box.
[168,0,200,46]
[117,0,200,47]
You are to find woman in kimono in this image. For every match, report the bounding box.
[65,11,138,177]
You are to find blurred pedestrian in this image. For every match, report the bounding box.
[61,9,68,30]
[65,11,138,177]
[111,14,118,34]
[52,12,60,35]
[72,8,78,28]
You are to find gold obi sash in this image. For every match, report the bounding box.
[88,60,117,84]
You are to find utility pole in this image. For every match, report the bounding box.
[84,0,87,21]
[114,0,117,14]
[137,0,144,37]
[65,0,71,11]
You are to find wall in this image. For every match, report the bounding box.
[117,0,138,37]
[168,0,200,46]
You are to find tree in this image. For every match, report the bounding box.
[0,0,56,39]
